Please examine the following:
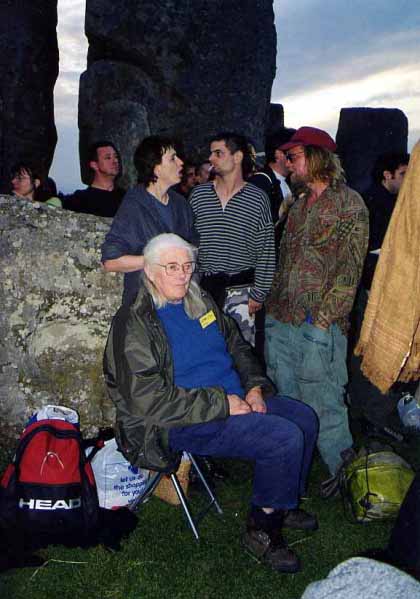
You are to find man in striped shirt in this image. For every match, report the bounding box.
[190,132,275,354]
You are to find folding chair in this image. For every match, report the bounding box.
[128,453,223,540]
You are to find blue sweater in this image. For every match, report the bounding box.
[157,303,244,396]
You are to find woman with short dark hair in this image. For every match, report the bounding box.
[10,163,41,202]
[101,136,198,305]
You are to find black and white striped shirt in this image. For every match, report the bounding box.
[190,182,275,302]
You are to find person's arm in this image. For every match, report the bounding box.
[103,255,144,273]
[104,308,229,430]
[101,191,146,272]
[221,306,275,396]
[249,200,276,304]
[314,192,369,329]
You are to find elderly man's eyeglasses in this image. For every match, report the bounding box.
[157,261,196,276]
[285,151,305,162]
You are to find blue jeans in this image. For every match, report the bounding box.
[169,395,318,510]
[265,317,353,475]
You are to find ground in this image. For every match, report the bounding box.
[2,431,418,599]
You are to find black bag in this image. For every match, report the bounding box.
[0,418,100,546]
[387,470,420,579]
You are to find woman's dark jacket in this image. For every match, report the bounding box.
[103,286,274,472]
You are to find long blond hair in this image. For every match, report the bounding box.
[304,146,346,189]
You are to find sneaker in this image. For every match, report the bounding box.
[242,528,300,573]
[283,508,318,531]
[320,448,357,499]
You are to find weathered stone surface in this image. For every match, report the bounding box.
[0,2,58,186]
[0,195,122,445]
[336,108,408,194]
[79,1,276,187]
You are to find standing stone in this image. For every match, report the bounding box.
[0,2,58,185]
[79,0,277,188]
[0,195,121,446]
[336,108,408,194]
[265,103,285,138]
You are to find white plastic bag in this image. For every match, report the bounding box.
[28,405,79,426]
[91,438,150,509]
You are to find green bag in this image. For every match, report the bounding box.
[341,448,415,523]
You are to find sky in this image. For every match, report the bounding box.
[50,0,420,193]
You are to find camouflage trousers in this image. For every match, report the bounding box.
[224,286,255,346]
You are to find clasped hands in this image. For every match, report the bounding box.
[227,386,266,416]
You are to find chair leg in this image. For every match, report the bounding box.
[128,471,163,512]
[188,453,223,515]
[170,473,200,541]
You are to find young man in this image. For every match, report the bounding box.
[361,152,409,292]
[349,152,410,439]
[264,127,369,490]
[189,132,275,351]
[62,141,124,217]
[173,162,197,198]
[249,128,296,248]
[195,160,212,185]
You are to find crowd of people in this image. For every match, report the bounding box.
[5,127,418,584]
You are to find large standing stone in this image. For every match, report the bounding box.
[0,196,121,446]
[336,108,408,194]
[79,1,277,188]
[265,103,284,138]
[0,2,58,185]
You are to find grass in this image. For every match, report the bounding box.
[1,433,419,599]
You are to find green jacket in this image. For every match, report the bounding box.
[103,286,274,472]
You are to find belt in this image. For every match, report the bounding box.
[201,268,255,287]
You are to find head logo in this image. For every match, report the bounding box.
[18,498,82,510]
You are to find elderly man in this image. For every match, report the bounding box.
[104,233,319,574]
[265,127,369,495]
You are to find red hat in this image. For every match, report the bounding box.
[280,126,337,152]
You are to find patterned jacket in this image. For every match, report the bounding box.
[266,183,369,334]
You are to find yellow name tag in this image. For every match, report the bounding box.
[199,310,216,329]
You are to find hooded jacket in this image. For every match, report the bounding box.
[103,286,273,472]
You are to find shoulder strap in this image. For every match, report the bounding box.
[253,171,273,184]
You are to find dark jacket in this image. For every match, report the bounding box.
[62,186,125,217]
[362,182,397,290]
[103,286,274,472]
[249,166,288,257]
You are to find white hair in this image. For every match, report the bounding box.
[142,233,207,319]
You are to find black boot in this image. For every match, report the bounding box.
[242,507,300,573]
[283,508,318,531]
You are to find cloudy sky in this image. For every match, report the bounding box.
[50,0,420,192]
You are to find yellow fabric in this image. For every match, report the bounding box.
[355,141,420,393]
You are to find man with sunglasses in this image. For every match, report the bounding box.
[264,127,369,496]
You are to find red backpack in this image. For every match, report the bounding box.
[0,418,99,542]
